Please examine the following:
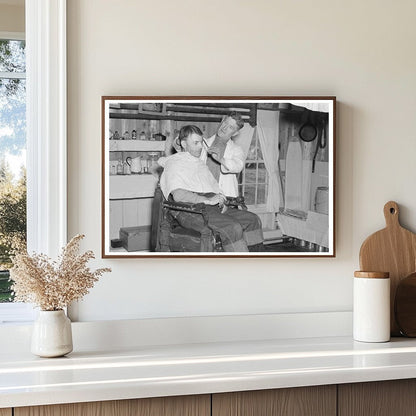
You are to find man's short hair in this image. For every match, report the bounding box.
[178,125,203,145]
[228,111,245,130]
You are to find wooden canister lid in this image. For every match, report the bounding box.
[354,271,389,279]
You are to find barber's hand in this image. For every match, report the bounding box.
[219,194,229,213]
[207,145,221,162]
[206,193,226,206]
[207,148,226,167]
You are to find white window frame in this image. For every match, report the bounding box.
[0,0,67,323]
[26,0,67,256]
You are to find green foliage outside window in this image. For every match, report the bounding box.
[0,162,26,302]
[0,38,27,303]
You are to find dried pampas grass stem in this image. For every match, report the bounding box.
[10,234,111,311]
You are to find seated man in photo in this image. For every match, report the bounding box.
[159,125,263,252]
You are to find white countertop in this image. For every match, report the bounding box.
[2,336,416,409]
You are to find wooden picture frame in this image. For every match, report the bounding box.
[102,96,336,258]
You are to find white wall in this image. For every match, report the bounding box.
[67,0,416,322]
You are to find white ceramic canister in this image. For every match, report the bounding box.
[353,271,390,342]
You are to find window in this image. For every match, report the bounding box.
[0,37,26,305]
[0,0,67,324]
[238,128,269,209]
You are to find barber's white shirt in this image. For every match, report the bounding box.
[201,135,245,197]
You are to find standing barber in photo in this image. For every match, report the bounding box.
[201,111,245,198]
[203,113,265,251]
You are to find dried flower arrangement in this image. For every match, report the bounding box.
[10,234,111,311]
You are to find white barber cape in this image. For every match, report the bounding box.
[159,152,220,200]
[200,135,245,197]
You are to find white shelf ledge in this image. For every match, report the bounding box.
[109,140,166,152]
[2,334,416,409]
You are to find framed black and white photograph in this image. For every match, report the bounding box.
[102,97,336,258]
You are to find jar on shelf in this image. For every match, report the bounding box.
[139,131,146,140]
[141,157,149,174]
[131,130,137,140]
[148,152,159,170]
[123,131,130,140]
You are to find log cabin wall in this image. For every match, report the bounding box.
[278,110,329,214]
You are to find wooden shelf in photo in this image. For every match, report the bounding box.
[109,140,165,152]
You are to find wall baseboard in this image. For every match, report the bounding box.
[0,311,352,353]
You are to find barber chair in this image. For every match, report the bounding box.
[150,185,247,252]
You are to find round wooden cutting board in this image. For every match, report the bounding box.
[359,201,416,336]
[395,272,416,337]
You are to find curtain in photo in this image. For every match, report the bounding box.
[257,110,280,212]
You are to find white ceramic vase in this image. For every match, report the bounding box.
[31,310,73,357]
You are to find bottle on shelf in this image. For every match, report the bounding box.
[149,120,158,140]
[116,160,123,175]
[110,161,116,175]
